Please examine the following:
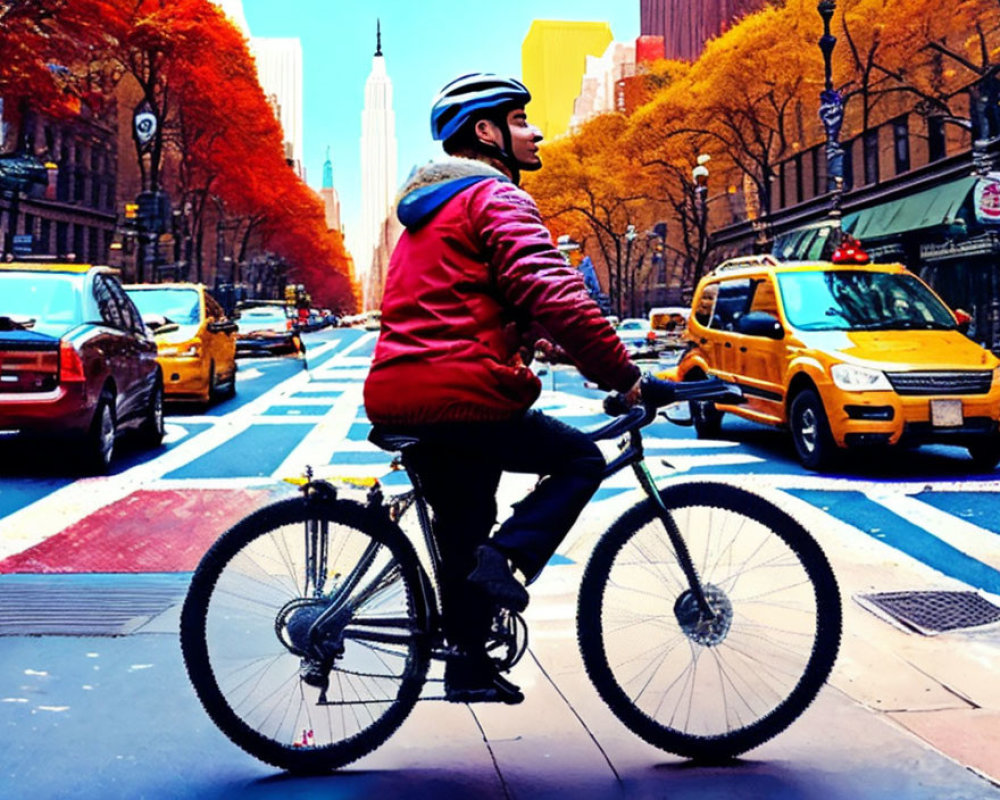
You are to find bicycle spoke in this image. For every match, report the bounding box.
[579,484,839,758]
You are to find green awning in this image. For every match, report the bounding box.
[772,223,835,260]
[842,176,976,241]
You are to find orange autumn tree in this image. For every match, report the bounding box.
[49,0,356,308]
[0,0,97,148]
[848,0,1000,138]
[524,112,661,318]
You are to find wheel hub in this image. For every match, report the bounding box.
[674,584,733,646]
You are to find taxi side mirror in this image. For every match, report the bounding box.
[737,311,784,340]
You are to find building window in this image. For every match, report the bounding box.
[56,221,68,255]
[843,138,854,191]
[73,224,84,260]
[778,161,787,209]
[928,116,946,162]
[893,116,910,174]
[40,218,51,253]
[863,129,879,185]
[91,151,102,207]
[811,146,822,198]
[795,153,804,203]
[57,156,70,201]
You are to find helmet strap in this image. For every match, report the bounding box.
[471,114,521,184]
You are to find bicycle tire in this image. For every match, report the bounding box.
[180,495,432,773]
[577,482,841,761]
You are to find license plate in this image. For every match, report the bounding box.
[930,399,963,427]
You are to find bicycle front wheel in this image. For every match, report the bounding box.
[180,496,432,773]
[578,482,841,761]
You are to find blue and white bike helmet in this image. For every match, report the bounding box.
[430,73,531,143]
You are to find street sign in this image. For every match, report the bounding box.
[974,173,1000,225]
[12,234,33,255]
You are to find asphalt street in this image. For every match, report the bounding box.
[1,327,1000,799]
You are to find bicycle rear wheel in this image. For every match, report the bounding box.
[180,496,432,773]
[578,482,841,761]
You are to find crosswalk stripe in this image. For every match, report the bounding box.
[865,491,1000,574]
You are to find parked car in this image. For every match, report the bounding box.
[124,282,237,404]
[615,317,662,359]
[0,262,164,473]
[234,304,301,356]
[670,254,1000,470]
[648,305,690,348]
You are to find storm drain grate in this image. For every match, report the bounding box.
[856,590,1000,635]
[0,575,188,636]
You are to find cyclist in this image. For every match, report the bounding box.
[364,73,641,704]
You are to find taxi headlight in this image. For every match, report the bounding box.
[830,363,892,391]
[159,342,200,358]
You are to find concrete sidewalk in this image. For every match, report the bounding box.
[2,561,999,800]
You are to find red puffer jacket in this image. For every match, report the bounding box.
[364,158,639,424]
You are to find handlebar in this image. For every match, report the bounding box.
[603,375,744,417]
[587,375,743,444]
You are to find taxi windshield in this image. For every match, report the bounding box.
[128,288,201,325]
[776,270,957,332]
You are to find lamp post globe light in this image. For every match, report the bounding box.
[818,0,845,247]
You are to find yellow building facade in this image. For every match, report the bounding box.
[522,20,614,141]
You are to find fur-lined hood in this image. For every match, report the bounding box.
[396,157,510,230]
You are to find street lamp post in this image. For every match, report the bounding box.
[692,154,710,283]
[624,224,637,318]
[818,0,845,247]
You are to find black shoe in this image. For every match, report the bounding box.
[467,544,529,612]
[444,652,524,705]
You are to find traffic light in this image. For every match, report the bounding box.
[123,202,139,228]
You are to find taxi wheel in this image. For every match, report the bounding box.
[790,389,836,471]
[206,362,217,405]
[967,437,1000,471]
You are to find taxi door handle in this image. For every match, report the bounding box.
[724,342,732,348]
[740,346,748,352]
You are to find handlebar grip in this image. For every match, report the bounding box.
[602,392,630,417]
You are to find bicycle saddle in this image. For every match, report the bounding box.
[368,428,422,452]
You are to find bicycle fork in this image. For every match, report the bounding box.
[631,460,715,620]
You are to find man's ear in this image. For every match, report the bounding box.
[474,118,501,147]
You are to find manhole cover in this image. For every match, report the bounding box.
[0,574,188,636]
[856,590,1000,635]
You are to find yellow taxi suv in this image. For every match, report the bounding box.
[125,283,237,405]
[672,254,1000,471]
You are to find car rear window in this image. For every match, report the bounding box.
[127,287,201,325]
[777,270,957,331]
[0,272,83,336]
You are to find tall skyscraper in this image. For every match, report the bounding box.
[522,21,613,140]
[319,147,342,232]
[211,1,304,176]
[252,38,305,175]
[641,0,769,62]
[358,20,397,298]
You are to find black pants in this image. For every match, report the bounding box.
[372,410,605,649]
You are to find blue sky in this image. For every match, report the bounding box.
[241,1,639,254]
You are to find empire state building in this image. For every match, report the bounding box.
[358,21,397,297]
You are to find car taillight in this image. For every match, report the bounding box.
[59,340,86,382]
[286,319,294,331]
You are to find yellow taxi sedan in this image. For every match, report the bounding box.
[125,283,237,404]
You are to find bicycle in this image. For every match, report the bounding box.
[179,376,842,773]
